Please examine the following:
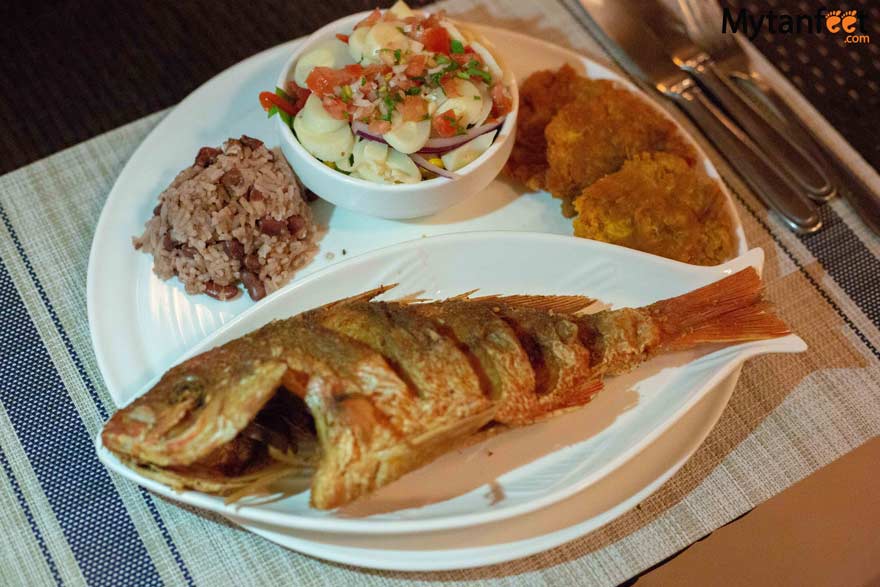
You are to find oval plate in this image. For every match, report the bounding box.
[95,232,805,535]
[87,25,747,409]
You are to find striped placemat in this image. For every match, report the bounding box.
[0,0,878,585]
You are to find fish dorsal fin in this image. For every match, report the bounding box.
[468,294,596,314]
[320,284,399,310]
[446,289,480,301]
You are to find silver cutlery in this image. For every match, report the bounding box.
[633,0,834,202]
[579,0,822,234]
[679,0,880,235]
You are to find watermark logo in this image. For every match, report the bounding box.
[722,7,870,45]
[825,9,869,44]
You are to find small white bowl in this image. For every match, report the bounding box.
[275,11,518,220]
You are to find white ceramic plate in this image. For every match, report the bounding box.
[228,368,739,571]
[87,26,747,409]
[95,233,805,536]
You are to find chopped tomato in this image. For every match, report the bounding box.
[306,66,358,96]
[368,119,392,134]
[363,64,391,79]
[284,82,311,112]
[396,78,417,92]
[355,8,381,29]
[422,26,451,54]
[432,109,460,137]
[405,54,427,77]
[259,91,297,116]
[401,96,428,122]
[450,52,473,66]
[322,96,349,120]
[490,83,513,117]
[335,33,349,43]
[440,75,460,97]
[343,63,364,77]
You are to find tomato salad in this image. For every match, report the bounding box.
[259,1,513,184]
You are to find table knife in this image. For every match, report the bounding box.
[578,0,821,234]
[627,0,834,202]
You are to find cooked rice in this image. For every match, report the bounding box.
[133,135,317,301]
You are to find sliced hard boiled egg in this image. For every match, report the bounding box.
[348,26,371,63]
[389,0,415,18]
[293,39,354,88]
[441,130,497,171]
[299,94,347,133]
[439,79,483,126]
[365,22,409,62]
[440,20,466,43]
[386,148,421,183]
[294,110,354,162]
[468,41,503,83]
[424,87,446,116]
[383,113,431,154]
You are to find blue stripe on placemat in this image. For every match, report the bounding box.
[0,447,63,586]
[0,205,196,587]
[801,206,880,328]
[0,257,163,587]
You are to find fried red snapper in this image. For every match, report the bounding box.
[103,269,787,509]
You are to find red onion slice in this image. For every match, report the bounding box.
[351,121,387,144]
[410,154,460,180]
[351,117,506,156]
[417,118,505,154]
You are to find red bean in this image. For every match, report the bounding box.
[221,168,244,191]
[204,281,240,301]
[287,214,306,236]
[248,187,264,202]
[304,189,318,202]
[180,246,198,258]
[153,203,162,216]
[259,216,286,236]
[223,239,244,260]
[240,135,264,150]
[195,147,222,167]
[240,270,267,301]
[244,254,261,272]
[163,233,174,251]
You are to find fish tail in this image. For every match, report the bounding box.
[647,267,790,351]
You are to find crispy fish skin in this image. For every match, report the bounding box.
[545,86,698,216]
[102,268,790,509]
[572,152,736,265]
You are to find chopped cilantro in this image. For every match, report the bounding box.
[467,67,492,84]
[266,105,292,127]
[274,86,290,100]
[450,39,464,54]
[456,71,470,80]
[473,95,481,100]
[394,48,402,64]
[405,86,421,95]
[435,54,451,65]
[360,76,366,86]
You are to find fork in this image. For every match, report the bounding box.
[679,0,880,235]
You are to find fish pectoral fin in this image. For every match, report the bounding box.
[469,294,597,314]
[409,406,497,447]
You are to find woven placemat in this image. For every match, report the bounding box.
[0,0,878,585]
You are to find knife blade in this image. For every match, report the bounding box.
[629,0,834,201]
[577,0,822,234]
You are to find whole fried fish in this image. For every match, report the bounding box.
[102,268,789,509]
